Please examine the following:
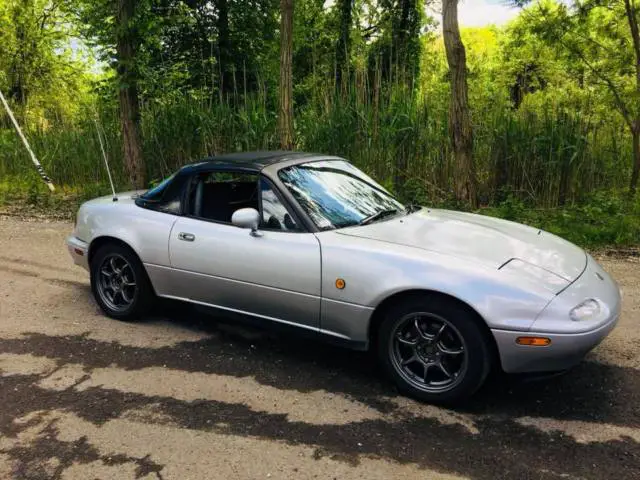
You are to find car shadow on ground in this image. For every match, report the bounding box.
[158,300,640,426]
[1,294,639,480]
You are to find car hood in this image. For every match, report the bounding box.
[337,208,586,284]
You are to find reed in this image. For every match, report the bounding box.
[0,77,631,210]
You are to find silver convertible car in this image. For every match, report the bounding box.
[67,151,621,403]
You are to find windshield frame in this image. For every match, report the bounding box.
[271,159,405,232]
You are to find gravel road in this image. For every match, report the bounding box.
[0,216,639,480]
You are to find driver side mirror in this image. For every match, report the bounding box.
[231,208,262,237]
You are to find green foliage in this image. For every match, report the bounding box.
[0,0,93,126]
[71,0,280,99]
[1,0,640,248]
[513,1,639,123]
[484,192,640,247]
[1,75,630,206]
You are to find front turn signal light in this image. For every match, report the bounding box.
[516,336,551,346]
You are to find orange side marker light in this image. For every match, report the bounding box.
[516,337,551,346]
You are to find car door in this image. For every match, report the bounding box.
[167,171,321,331]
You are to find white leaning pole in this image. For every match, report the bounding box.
[0,88,55,192]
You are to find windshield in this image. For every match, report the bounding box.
[278,160,405,230]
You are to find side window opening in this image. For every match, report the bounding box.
[157,175,186,214]
[189,171,259,223]
[260,177,299,231]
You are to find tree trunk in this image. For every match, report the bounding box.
[217,0,233,95]
[335,0,353,92]
[9,1,27,105]
[394,0,410,81]
[278,0,294,150]
[391,0,420,86]
[630,123,640,196]
[116,0,146,189]
[625,0,640,89]
[624,0,640,196]
[442,0,476,208]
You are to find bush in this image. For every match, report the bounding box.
[482,191,640,248]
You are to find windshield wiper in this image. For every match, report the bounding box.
[360,209,400,226]
[405,204,421,214]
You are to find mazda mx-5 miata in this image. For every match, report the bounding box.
[67,151,621,403]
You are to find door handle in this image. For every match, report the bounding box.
[178,232,195,242]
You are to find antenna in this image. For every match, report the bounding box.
[0,88,55,192]
[93,116,117,202]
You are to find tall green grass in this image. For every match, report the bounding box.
[0,81,632,211]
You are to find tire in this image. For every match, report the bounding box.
[90,243,154,321]
[376,295,491,404]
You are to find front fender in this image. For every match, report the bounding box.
[316,232,553,343]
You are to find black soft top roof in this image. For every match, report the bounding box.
[179,151,321,174]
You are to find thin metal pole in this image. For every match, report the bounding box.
[0,88,55,192]
[93,116,117,201]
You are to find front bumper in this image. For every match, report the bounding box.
[66,236,89,271]
[494,254,621,373]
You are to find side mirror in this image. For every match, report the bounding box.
[231,208,262,237]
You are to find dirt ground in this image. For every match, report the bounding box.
[0,216,638,480]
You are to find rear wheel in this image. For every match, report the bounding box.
[90,243,153,321]
[377,296,491,404]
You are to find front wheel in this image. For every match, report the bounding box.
[90,243,153,321]
[377,296,491,404]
